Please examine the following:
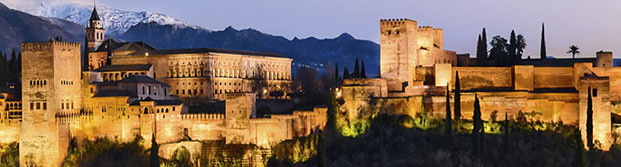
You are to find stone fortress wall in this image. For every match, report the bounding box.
[0,41,324,166]
[342,18,620,151]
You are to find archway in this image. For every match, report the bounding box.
[171,146,192,167]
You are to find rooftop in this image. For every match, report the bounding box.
[94,64,152,72]
[118,75,169,87]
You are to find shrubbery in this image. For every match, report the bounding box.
[272,113,621,167]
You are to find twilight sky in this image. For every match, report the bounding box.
[4,0,621,58]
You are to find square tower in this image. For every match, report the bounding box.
[380,19,418,91]
[19,41,81,166]
[224,93,256,144]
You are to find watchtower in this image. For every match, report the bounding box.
[19,41,81,166]
[380,19,418,91]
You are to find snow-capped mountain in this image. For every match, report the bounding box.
[4,0,207,36]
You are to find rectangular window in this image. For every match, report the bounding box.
[148,86,152,95]
[182,90,185,95]
[71,103,74,109]
[36,103,40,110]
[43,103,47,110]
[61,103,64,109]
[30,103,34,110]
[173,107,176,111]
[593,89,598,97]
[176,90,179,95]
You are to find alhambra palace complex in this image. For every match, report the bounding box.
[0,6,620,166]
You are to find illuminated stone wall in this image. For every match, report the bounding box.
[110,52,292,102]
[20,41,81,166]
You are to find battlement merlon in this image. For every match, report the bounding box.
[21,41,81,49]
[380,18,417,25]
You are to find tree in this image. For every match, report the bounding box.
[482,28,488,57]
[489,35,509,66]
[503,111,509,156]
[83,35,90,71]
[251,65,268,99]
[295,66,323,107]
[508,30,518,64]
[343,67,350,79]
[454,71,461,120]
[567,45,580,59]
[361,60,367,78]
[334,64,340,82]
[0,52,7,88]
[476,35,486,66]
[540,23,547,59]
[353,58,360,78]
[472,94,482,159]
[445,84,452,136]
[517,34,527,58]
[586,86,594,150]
[9,49,17,84]
[150,134,160,167]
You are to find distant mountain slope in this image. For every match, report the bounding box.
[32,2,207,36]
[0,3,82,53]
[120,22,380,75]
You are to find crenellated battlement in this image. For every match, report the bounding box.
[417,26,443,31]
[181,113,225,120]
[21,41,80,50]
[380,18,416,26]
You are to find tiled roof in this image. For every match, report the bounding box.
[89,7,100,21]
[94,64,152,72]
[94,39,156,52]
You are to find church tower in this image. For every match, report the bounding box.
[86,4,105,50]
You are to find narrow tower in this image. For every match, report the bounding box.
[380,19,418,91]
[20,41,81,166]
[86,4,105,50]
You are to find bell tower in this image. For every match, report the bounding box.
[86,4,105,50]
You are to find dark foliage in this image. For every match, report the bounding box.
[587,87,594,150]
[454,71,461,120]
[445,84,452,136]
[540,23,547,59]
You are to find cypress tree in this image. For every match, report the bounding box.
[335,64,339,82]
[150,134,160,167]
[476,35,486,66]
[83,35,90,71]
[361,60,367,78]
[482,28,488,59]
[343,68,350,79]
[508,30,518,64]
[445,84,452,136]
[472,94,482,159]
[0,52,6,88]
[454,71,461,120]
[586,86,594,150]
[504,111,509,156]
[9,49,16,84]
[353,58,360,78]
[540,23,547,59]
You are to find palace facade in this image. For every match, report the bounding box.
[341,18,621,151]
[0,6,325,167]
